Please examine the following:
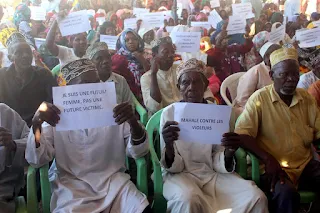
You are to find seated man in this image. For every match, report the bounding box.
[141,37,214,115]
[0,32,57,127]
[226,48,320,213]
[0,103,29,213]
[85,42,133,105]
[233,42,281,118]
[25,59,150,213]
[160,58,268,213]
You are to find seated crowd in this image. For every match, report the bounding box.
[0,0,320,213]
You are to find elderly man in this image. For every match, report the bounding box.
[160,58,268,213]
[224,48,320,213]
[25,59,150,213]
[233,42,281,117]
[0,32,56,127]
[0,104,29,213]
[141,37,214,115]
[86,42,133,105]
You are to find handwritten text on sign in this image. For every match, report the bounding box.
[124,18,137,30]
[57,10,91,37]
[170,32,201,52]
[53,82,117,131]
[269,24,286,43]
[174,103,232,144]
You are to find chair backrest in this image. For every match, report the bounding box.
[133,95,148,126]
[146,109,163,159]
[220,72,246,106]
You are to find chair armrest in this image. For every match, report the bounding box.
[40,164,51,213]
[247,152,260,187]
[27,166,38,213]
[133,96,148,126]
[135,157,148,196]
[235,148,247,179]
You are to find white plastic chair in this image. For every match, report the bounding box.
[220,72,246,106]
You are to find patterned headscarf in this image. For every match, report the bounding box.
[86,42,109,60]
[6,32,26,49]
[13,4,31,27]
[177,58,207,80]
[116,29,145,87]
[252,31,269,52]
[58,59,97,86]
[150,36,172,52]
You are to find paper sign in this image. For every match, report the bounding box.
[296,27,320,48]
[133,7,150,15]
[208,10,222,28]
[232,2,253,19]
[100,35,118,50]
[174,103,232,144]
[139,12,165,28]
[171,32,201,52]
[30,6,47,21]
[210,0,220,8]
[269,24,286,43]
[227,16,246,34]
[166,26,175,33]
[124,18,137,30]
[96,17,106,25]
[34,38,46,49]
[87,9,96,17]
[53,82,117,131]
[58,10,91,36]
[191,21,212,30]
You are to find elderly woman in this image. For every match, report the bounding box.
[160,58,268,213]
[26,58,150,213]
[86,42,133,105]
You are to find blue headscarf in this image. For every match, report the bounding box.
[116,29,144,52]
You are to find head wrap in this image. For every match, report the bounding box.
[308,81,320,107]
[259,41,274,58]
[252,31,269,52]
[138,28,154,40]
[86,42,109,60]
[59,59,97,86]
[150,36,172,51]
[106,11,118,21]
[177,58,207,80]
[116,29,144,52]
[270,48,298,68]
[13,4,31,26]
[0,28,18,47]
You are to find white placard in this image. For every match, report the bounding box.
[313,20,320,28]
[170,32,201,52]
[30,6,47,21]
[296,27,320,48]
[210,0,220,8]
[177,3,183,18]
[138,12,165,29]
[57,10,91,37]
[124,18,137,30]
[269,24,286,43]
[87,9,96,17]
[34,38,46,49]
[133,7,150,15]
[227,16,246,33]
[232,2,253,19]
[166,26,175,33]
[100,35,118,50]
[191,21,212,30]
[53,82,117,131]
[96,17,106,25]
[174,103,232,144]
[208,10,222,28]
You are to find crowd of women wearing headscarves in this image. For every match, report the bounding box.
[0,0,320,212]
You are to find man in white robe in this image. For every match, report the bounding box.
[25,59,150,213]
[0,103,29,213]
[160,58,268,213]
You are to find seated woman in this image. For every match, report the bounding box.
[25,59,150,213]
[160,58,268,213]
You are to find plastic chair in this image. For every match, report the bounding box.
[246,152,317,205]
[27,157,147,213]
[220,72,246,106]
[133,95,148,126]
[146,109,250,213]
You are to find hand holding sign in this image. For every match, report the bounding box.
[32,102,61,128]
[113,102,135,125]
[162,121,180,163]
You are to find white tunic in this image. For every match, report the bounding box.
[25,122,149,213]
[160,104,268,213]
[0,104,29,213]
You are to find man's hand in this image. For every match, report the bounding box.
[113,102,136,125]
[221,132,246,149]
[265,155,286,192]
[151,56,161,74]
[32,102,61,128]
[162,121,180,167]
[0,127,16,152]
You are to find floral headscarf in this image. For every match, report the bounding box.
[116,29,145,87]
[13,4,31,27]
